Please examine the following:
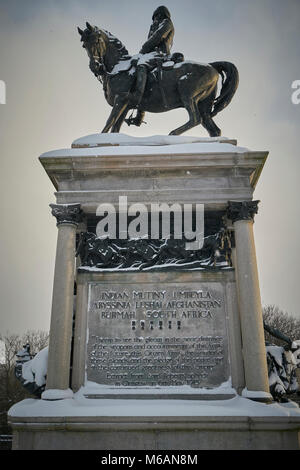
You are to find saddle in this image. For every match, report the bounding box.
[125,51,185,125]
[161,52,184,69]
[119,51,185,75]
[152,53,185,107]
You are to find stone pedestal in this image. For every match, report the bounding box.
[8,134,300,449]
[9,412,300,450]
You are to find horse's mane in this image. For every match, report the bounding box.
[102,29,129,57]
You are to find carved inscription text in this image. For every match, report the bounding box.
[87,282,230,388]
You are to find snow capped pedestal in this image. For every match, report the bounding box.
[9,389,300,419]
[8,390,300,450]
[39,133,267,213]
[40,132,247,160]
[71,132,238,149]
[11,133,300,450]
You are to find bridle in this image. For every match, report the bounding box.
[84,29,107,82]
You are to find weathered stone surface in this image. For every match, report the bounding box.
[87,281,229,388]
[9,414,300,450]
[45,222,77,393]
[39,138,268,213]
[232,218,270,396]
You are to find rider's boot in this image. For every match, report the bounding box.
[130,65,147,106]
[125,110,146,127]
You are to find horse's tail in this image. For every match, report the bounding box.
[209,61,239,117]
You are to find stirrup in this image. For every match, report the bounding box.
[125,111,146,127]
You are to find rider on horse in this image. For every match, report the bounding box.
[127,6,183,127]
[78,7,239,136]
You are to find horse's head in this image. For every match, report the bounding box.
[78,23,129,74]
[78,22,107,66]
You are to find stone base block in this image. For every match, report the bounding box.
[10,415,300,450]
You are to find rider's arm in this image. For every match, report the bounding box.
[140,19,173,54]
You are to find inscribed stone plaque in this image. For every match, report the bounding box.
[86,280,230,388]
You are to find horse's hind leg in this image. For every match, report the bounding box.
[198,86,221,137]
[201,115,221,137]
[169,97,201,136]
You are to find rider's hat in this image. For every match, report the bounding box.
[152,6,171,20]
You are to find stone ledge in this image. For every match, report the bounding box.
[9,414,300,429]
[39,137,268,195]
[83,393,236,400]
[76,268,236,284]
[9,415,300,450]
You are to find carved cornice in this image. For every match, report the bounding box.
[50,203,82,227]
[227,200,260,223]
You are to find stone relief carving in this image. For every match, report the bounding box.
[76,228,232,271]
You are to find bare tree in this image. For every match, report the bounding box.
[0,330,49,434]
[263,305,300,347]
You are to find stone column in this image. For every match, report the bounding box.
[227,201,271,401]
[43,204,82,400]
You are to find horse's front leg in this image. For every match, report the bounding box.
[111,106,130,133]
[101,93,129,133]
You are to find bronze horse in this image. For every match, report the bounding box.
[78,23,239,136]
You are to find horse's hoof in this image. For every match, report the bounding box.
[209,130,221,137]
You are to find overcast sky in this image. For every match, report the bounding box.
[0,0,299,334]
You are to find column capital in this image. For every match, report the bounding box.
[50,203,82,227]
[227,200,260,223]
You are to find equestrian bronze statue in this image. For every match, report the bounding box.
[78,6,239,136]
